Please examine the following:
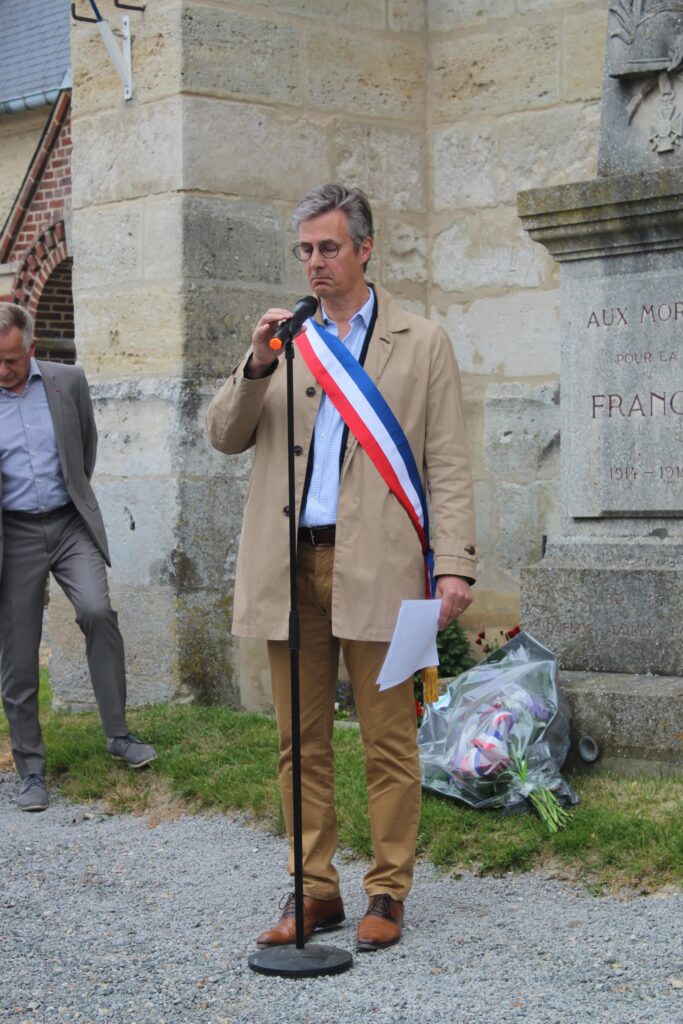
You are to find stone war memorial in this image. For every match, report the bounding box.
[518,0,683,774]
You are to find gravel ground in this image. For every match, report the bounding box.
[1,772,682,1024]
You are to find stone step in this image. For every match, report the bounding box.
[560,671,683,777]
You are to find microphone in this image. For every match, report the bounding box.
[269,295,318,351]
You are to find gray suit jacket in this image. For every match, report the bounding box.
[0,361,110,579]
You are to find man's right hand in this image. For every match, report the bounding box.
[245,307,294,378]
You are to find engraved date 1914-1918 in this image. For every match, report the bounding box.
[609,465,683,481]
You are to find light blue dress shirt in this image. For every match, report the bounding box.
[300,288,375,527]
[0,357,71,512]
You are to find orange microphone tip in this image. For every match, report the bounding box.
[269,337,283,351]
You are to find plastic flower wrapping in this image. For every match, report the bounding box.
[418,631,578,823]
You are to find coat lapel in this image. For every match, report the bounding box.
[341,284,406,472]
[39,362,69,482]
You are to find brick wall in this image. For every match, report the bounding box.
[0,90,73,346]
[10,118,72,266]
[34,257,76,363]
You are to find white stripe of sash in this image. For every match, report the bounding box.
[303,324,424,528]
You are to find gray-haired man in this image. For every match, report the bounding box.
[0,303,156,811]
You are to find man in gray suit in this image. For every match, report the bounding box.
[0,303,156,812]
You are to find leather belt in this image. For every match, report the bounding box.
[297,524,336,546]
[3,501,75,523]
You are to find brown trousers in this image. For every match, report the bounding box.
[267,543,421,903]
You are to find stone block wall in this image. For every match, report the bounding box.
[56,0,610,710]
[3,112,72,278]
[58,0,222,709]
[179,0,431,701]
[426,0,607,628]
[0,108,51,235]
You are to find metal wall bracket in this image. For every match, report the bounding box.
[97,14,133,101]
[71,2,98,23]
[71,2,136,102]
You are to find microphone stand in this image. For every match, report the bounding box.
[248,324,353,980]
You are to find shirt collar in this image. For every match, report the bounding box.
[321,287,375,330]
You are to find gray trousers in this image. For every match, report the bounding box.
[0,507,128,778]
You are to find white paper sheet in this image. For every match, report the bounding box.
[376,599,442,691]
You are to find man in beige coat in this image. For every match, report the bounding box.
[207,185,476,951]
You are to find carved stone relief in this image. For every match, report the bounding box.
[608,1,683,154]
[609,1,683,76]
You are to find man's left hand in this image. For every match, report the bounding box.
[435,575,473,630]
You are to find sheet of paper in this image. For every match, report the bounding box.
[376,599,441,691]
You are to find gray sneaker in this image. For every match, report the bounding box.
[17,774,49,812]
[106,733,157,768]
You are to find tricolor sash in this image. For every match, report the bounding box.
[295,317,434,597]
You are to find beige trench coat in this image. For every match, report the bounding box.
[206,284,477,642]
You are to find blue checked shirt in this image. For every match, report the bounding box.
[0,358,71,512]
[300,288,375,527]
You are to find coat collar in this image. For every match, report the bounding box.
[364,282,409,386]
[311,281,409,383]
[371,282,412,337]
[333,283,411,472]
[312,282,410,336]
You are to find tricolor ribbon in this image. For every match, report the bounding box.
[295,318,434,598]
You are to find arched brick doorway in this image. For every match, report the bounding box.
[10,220,76,365]
[34,256,76,364]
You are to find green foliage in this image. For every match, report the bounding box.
[436,618,476,678]
[506,754,571,833]
[39,667,53,711]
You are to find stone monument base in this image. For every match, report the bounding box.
[523,541,683,775]
[561,671,682,777]
[521,538,683,677]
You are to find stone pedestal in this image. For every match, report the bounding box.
[517,0,683,772]
[561,671,683,777]
[518,169,683,772]
[519,169,683,664]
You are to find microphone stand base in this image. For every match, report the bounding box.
[248,943,353,979]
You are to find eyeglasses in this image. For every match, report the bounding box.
[291,240,351,262]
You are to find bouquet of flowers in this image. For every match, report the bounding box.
[418,630,577,829]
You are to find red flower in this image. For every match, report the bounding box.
[505,625,521,639]
[415,699,424,718]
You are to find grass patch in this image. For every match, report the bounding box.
[1,674,681,894]
[44,702,282,823]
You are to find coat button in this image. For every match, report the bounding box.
[306,386,316,396]
[283,505,290,516]
[293,445,303,456]
[465,545,476,555]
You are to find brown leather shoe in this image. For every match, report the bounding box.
[256,893,345,948]
[356,893,404,951]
